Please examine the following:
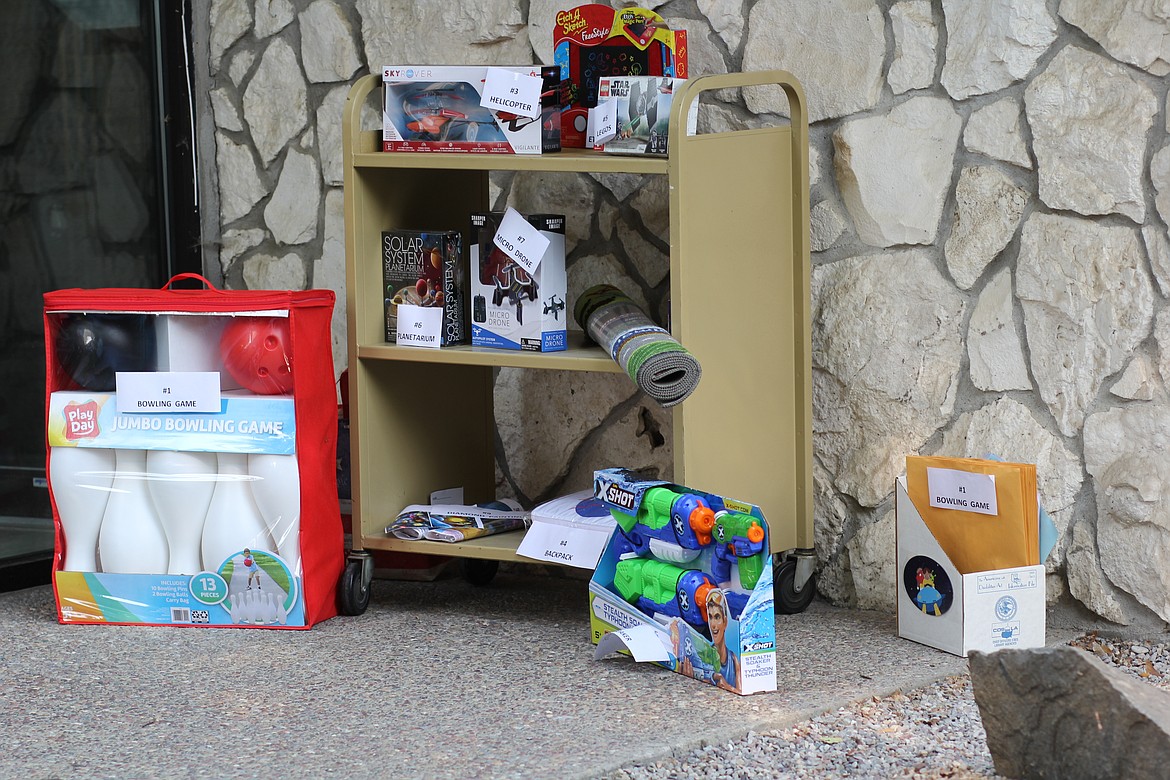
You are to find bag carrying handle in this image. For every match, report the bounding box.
[161,273,221,291]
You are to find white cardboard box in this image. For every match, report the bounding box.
[154,314,242,390]
[895,476,1045,657]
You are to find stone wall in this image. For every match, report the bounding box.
[196,0,1170,628]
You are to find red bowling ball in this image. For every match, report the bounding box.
[220,317,294,395]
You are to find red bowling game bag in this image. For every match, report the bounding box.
[42,274,344,629]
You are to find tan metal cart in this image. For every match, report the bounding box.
[338,71,814,615]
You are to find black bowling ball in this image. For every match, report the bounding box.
[54,313,157,391]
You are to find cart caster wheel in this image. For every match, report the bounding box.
[463,558,498,587]
[339,557,371,616]
[776,557,816,614]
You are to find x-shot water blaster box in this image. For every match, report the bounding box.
[588,468,777,695]
[553,5,687,148]
[382,65,566,154]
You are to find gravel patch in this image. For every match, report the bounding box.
[608,634,1170,780]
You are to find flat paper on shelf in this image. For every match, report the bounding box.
[517,488,616,569]
[516,522,609,569]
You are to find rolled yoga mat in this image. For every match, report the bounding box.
[574,284,702,408]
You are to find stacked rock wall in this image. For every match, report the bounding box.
[195,0,1170,628]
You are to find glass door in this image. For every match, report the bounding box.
[0,0,198,584]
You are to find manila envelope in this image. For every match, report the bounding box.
[905,456,1039,574]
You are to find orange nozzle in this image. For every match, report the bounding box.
[695,581,714,623]
[690,506,715,544]
[747,522,765,544]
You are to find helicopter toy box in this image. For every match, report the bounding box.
[588,468,776,695]
[382,65,564,154]
[553,5,687,148]
[469,211,567,352]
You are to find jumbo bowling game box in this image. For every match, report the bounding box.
[42,276,345,629]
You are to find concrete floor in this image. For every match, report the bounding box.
[0,566,993,780]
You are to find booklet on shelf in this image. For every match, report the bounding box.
[386,503,530,543]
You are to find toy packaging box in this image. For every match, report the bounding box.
[41,276,345,629]
[382,229,466,346]
[382,65,564,154]
[469,211,567,352]
[896,456,1054,657]
[553,5,687,148]
[594,76,686,156]
[588,467,777,695]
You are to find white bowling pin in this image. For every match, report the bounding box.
[265,591,279,624]
[240,591,253,624]
[230,596,242,624]
[98,449,170,574]
[201,453,275,572]
[49,447,116,571]
[276,594,287,625]
[146,450,217,575]
[248,453,302,573]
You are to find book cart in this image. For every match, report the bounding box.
[339,71,814,615]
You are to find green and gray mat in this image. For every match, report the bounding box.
[574,284,701,408]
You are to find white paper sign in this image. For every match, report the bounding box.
[116,371,221,413]
[593,625,671,663]
[395,304,443,349]
[515,522,610,570]
[926,466,998,516]
[430,486,464,505]
[587,100,618,147]
[492,207,550,275]
[480,69,542,120]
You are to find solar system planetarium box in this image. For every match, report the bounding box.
[588,468,776,695]
[42,274,345,629]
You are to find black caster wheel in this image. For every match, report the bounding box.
[462,558,499,586]
[338,555,372,615]
[776,557,816,614]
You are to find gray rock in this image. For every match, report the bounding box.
[0,1,46,146]
[243,38,309,166]
[970,645,1170,780]
[299,0,362,84]
[941,0,1056,100]
[888,0,936,95]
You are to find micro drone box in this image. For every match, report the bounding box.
[469,211,567,352]
[553,5,687,148]
[381,65,564,154]
[587,467,777,695]
[895,476,1046,657]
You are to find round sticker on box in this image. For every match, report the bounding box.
[903,555,953,617]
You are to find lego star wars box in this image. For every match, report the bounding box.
[594,76,687,156]
[553,5,687,148]
[382,229,466,346]
[587,468,777,695]
[469,212,566,352]
[382,65,564,154]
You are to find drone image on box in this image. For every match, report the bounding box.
[478,243,538,326]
